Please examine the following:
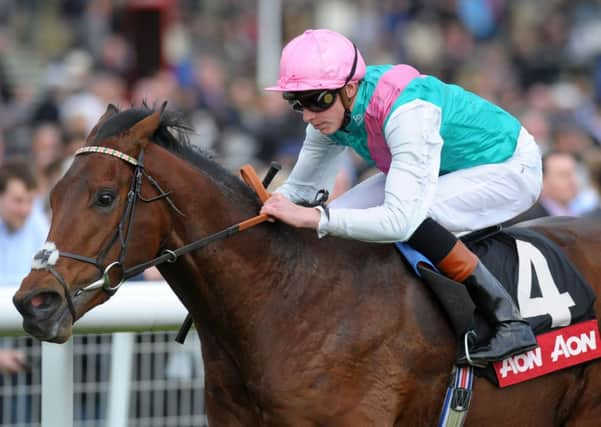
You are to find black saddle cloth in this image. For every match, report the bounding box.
[464,226,596,335]
[459,226,596,385]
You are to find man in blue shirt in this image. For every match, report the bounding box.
[0,158,47,385]
[0,158,49,285]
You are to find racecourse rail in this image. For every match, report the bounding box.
[0,281,189,427]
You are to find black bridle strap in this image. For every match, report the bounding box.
[118,155,144,264]
[59,252,98,265]
[141,172,185,216]
[48,267,77,321]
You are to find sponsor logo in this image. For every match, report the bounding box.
[493,319,601,387]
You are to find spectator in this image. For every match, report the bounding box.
[0,130,5,165]
[0,342,30,423]
[30,123,64,197]
[506,151,580,224]
[0,349,28,374]
[0,159,43,408]
[552,118,593,157]
[0,158,49,285]
[584,149,601,218]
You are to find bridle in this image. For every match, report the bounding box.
[31,145,183,320]
[32,145,274,323]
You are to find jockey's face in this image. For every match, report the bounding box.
[301,95,345,135]
[300,82,358,135]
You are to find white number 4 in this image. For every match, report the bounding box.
[516,240,575,327]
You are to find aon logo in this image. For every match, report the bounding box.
[551,330,598,361]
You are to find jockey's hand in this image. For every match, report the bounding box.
[260,193,321,229]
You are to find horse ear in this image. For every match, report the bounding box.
[129,104,166,146]
[87,104,119,141]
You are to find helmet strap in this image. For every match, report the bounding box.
[338,86,355,132]
[337,44,359,132]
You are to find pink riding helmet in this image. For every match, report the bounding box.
[265,29,366,92]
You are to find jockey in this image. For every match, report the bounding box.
[261,29,542,365]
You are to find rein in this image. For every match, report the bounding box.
[32,145,276,322]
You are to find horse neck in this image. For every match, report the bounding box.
[147,149,458,388]
[146,146,294,349]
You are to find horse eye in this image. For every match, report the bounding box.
[95,191,116,207]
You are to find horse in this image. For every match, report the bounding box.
[13,104,601,426]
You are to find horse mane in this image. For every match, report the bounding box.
[95,104,261,209]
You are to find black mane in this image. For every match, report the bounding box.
[96,105,260,207]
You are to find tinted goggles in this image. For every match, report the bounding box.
[283,90,338,113]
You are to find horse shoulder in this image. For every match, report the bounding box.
[247,240,456,423]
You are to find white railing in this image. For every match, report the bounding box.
[0,282,188,335]
[0,282,194,427]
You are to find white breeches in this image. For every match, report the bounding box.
[329,127,542,233]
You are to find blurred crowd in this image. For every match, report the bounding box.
[2,0,601,298]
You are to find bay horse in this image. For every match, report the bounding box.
[13,104,601,426]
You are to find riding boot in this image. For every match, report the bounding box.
[438,242,537,365]
[407,218,537,366]
[456,261,538,364]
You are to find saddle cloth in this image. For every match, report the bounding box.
[466,227,596,334]
[396,226,600,387]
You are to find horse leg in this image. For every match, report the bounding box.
[204,380,256,427]
[200,334,260,426]
[465,373,582,427]
[564,363,601,427]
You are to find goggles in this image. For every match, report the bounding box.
[283,90,338,113]
[282,44,359,115]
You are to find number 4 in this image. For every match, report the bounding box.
[516,240,575,327]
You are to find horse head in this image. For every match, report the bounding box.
[13,103,185,342]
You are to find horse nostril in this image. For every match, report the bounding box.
[15,291,63,319]
[31,293,52,309]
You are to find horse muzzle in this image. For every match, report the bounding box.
[13,288,73,343]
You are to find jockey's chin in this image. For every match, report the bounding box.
[313,122,339,135]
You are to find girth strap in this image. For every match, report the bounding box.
[438,365,474,427]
